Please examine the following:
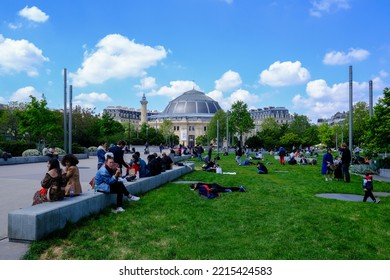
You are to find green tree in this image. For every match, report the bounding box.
[159,119,173,145]
[99,112,125,143]
[279,132,300,149]
[17,96,62,146]
[257,118,281,150]
[196,135,208,146]
[0,102,22,141]
[364,88,390,152]
[288,114,311,135]
[245,135,263,149]
[71,106,101,148]
[229,101,254,145]
[317,122,333,148]
[301,124,319,147]
[207,110,227,145]
[344,101,370,147]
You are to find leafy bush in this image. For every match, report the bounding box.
[56,147,66,155]
[42,147,66,156]
[22,149,41,157]
[71,144,87,154]
[88,146,97,152]
[0,141,36,156]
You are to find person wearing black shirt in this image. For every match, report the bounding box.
[147,154,162,176]
[108,140,129,174]
[161,152,173,171]
[340,143,351,183]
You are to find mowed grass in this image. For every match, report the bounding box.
[23,153,390,260]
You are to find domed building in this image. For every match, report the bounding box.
[148,89,222,146]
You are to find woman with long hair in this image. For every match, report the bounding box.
[32,158,67,205]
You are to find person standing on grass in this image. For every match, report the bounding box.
[95,154,140,213]
[278,146,286,165]
[340,143,351,183]
[235,143,242,165]
[362,172,380,203]
[208,144,213,162]
[321,148,334,181]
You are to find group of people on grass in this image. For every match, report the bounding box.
[32,140,380,208]
[321,143,379,203]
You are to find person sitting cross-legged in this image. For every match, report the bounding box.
[95,153,140,213]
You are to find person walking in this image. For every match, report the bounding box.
[235,144,242,165]
[340,143,351,182]
[362,172,379,203]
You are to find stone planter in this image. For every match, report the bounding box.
[0,153,89,165]
[379,168,390,178]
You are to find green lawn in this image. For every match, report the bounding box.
[23,153,390,260]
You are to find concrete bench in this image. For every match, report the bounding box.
[8,162,194,242]
[0,154,89,166]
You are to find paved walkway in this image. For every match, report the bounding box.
[0,146,166,260]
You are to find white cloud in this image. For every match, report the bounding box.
[0,35,49,76]
[70,34,168,87]
[74,92,112,103]
[215,70,242,92]
[149,80,199,99]
[292,77,386,122]
[379,70,388,78]
[259,61,310,87]
[8,22,23,30]
[135,76,158,91]
[10,86,42,103]
[323,48,370,65]
[310,0,350,17]
[207,89,259,111]
[18,6,49,23]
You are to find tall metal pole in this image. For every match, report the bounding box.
[63,68,67,153]
[69,85,73,154]
[348,65,353,158]
[217,119,220,155]
[226,111,229,150]
[369,80,373,117]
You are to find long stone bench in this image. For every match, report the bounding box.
[0,154,89,166]
[8,162,194,242]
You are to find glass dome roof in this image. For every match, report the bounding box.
[160,89,222,116]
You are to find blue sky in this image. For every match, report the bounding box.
[0,0,389,122]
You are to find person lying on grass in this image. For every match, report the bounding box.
[190,182,247,199]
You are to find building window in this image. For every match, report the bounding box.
[204,126,207,131]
